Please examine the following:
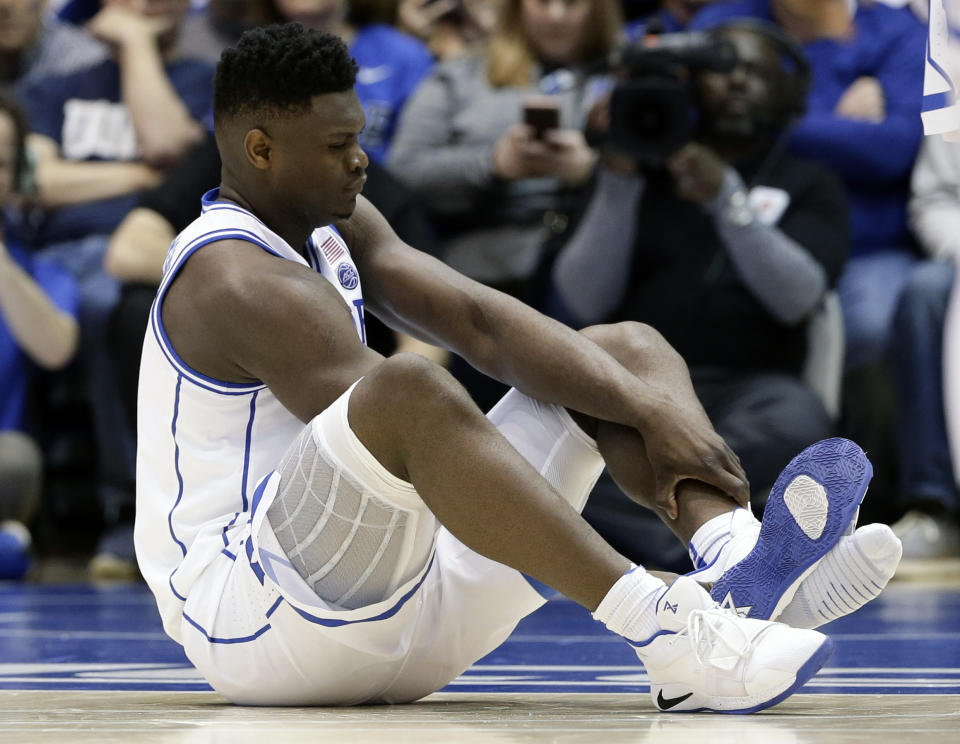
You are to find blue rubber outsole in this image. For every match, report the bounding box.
[710,437,873,620]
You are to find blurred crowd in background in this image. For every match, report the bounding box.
[1,0,957,583]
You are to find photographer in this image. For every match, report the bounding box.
[549,22,848,551]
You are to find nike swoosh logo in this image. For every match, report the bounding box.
[656,690,694,710]
[357,64,393,84]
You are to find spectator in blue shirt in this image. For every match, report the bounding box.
[0,93,79,579]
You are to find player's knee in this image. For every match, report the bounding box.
[581,321,682,366]
[368,352,471,419]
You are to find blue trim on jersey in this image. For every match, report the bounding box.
[183,611,272,644]
[287,554,436,627]
[250,475,270,518]
[167,374,188,558]
[240,391,258,512]
[168,574,187,602]
[246,538,266,585]
[304,234,320,272]
[221,512,241,549]
[265,595,284,617]
[927,32,957,99]
[222,548,237,561]
[200,189,270,230]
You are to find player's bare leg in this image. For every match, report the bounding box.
[350,351,636,611]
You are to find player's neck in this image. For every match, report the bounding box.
[218,183,316,253]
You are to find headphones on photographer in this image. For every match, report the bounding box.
[707,18,812,128]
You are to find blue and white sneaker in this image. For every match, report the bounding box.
[633,576,832,713]
[710,438,873,621]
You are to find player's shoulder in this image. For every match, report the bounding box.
[168,238,320,333]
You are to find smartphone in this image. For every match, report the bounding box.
[523,96,560,139]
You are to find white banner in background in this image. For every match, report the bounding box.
[923,0,960,137]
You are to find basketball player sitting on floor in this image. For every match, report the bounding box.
[135,24,902,713]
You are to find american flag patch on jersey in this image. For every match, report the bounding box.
[320,235,345,264]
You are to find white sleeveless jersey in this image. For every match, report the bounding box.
[135,189,367,643]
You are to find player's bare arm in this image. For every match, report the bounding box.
[162,237,383,422]
[337,196,749,510]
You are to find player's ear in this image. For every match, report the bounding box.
[243,128,273,170]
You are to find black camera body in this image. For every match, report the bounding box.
[606,21,811,166]
[608,31,738,165]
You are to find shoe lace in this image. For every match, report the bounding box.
[687,608,752,672]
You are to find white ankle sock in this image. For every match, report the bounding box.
[592,565,668,643]
[775,523,902,628]
[687,508,760,582]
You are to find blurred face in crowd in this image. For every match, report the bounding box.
[697,30,781,142]
[0,111,17,203]
[522,0,592,66]
[273,0,346,30]
[0,0,45,53]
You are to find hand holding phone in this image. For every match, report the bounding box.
[523,96,560,139]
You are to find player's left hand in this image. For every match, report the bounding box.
[666,143,727,204]
[640,396,750,520]
[541,129,598,186]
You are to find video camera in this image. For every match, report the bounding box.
[606,31,737,165]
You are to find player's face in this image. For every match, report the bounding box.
[0,112,17,203]
[273,89,369,225]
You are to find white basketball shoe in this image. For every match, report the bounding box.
[632,575,832,714]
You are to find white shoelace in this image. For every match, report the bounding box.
[688,608,752,672]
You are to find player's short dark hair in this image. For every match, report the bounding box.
[214,23,358,123]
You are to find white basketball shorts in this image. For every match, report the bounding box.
[180,385,603,706]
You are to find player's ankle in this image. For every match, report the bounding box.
[592,565,668,643]
[688,507,759,570]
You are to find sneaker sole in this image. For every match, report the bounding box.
[710,438,872,620]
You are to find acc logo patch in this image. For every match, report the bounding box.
[337,262,360,290]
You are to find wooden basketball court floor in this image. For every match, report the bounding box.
[2,569,959,743]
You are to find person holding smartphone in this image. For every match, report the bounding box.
[388,0,618,407]
[389,0,616,291]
